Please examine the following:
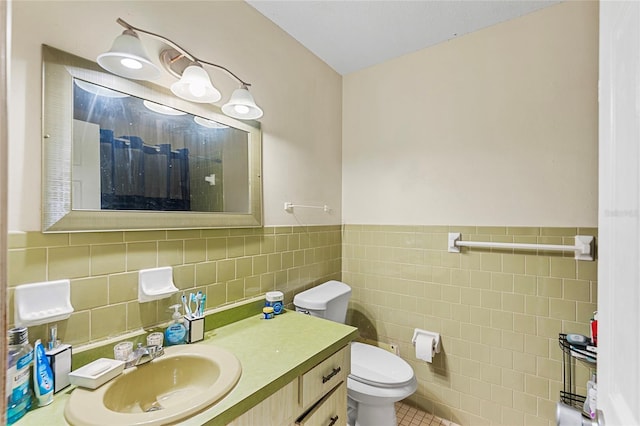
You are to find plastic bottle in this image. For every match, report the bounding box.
[587,374,597,419]
[265,291,284,315]
[590,311,598,346]
[583,373,597,419]
[165,304,187,346]
[6,327,34,424]
[33,339,54,406]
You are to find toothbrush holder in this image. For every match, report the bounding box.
[46,344,72,393]
[184,316,204,344]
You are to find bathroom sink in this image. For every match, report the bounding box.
[64,344,241,425]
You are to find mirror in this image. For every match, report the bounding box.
[42,45,262,232]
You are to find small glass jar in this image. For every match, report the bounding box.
[113,341,133,362]
[146,332,164,348]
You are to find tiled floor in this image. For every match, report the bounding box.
[396,402,459,426]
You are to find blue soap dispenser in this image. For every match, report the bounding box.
[165,304,187,346]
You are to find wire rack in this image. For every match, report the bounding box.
[558,333,596,410]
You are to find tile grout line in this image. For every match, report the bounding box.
[395,401,459,426]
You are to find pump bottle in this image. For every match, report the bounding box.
[165,304,187,346]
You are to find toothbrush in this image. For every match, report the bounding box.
[182,294,192,319]
[199,294,206,317]
[190,293,198,319]
[196,291,203,317]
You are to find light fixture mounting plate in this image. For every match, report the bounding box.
[159,48,192,79]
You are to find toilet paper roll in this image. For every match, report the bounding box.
[414,333,435,363]
[557,402,595,426]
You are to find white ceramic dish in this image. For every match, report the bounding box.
[68,358,125,389]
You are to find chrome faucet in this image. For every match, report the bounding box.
[126,343,164,368]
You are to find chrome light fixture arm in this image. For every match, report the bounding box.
[115,18,251,87]
[100,17,264,119]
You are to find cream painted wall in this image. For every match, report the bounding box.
[342,1,598,227]
[9,0,342,231]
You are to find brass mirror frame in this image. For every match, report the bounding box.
[42,45,262,232]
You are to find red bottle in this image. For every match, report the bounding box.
[590,311,598,346]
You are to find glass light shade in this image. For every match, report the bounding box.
[170,64,221,103]
[142,100,186,116]
[97,30,161,80]
[222,86,263,120]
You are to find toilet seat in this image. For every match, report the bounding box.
[350,342,415,388]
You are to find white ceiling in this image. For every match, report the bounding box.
[246,0,562,75]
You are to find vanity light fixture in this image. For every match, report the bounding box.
[97,28,161,80]
[170,63,221,103]
[97,18,263,120]
[221,84,264,120]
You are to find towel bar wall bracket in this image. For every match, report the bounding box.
[284,202,331,213]
[447,232,595,261]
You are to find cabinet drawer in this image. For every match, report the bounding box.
[299,345,350,409]
[296,381,347,426]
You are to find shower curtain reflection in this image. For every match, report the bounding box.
[99,132,191,211]
[71,78,248,213]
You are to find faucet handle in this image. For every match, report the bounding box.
[147,344,164,358]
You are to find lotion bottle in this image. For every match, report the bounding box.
[587,374,597,419]
[165,304,187,346]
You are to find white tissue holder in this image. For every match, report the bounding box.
[138,266,179,303]
[412,329,441,354]
[14,279,74,327]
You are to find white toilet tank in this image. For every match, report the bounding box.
[293,280,351,323]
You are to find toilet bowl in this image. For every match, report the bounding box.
[348,342,417,426]
[293,281,417,426]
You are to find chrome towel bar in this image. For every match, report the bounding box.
[447,232,595,261]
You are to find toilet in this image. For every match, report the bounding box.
[293,280,417,426]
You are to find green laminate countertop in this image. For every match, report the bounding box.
[16,310,359,426]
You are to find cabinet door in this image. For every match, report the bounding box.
[296,381,346,426]
[228,380,298,426]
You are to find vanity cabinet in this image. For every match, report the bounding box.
[227,380,298,425]
[14,310,358,426]
[229,345,349,426]
[299,343,349,409]
[296,382,346,426]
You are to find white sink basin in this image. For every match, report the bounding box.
[64,344,241,425]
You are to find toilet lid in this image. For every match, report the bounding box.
[350,342,415,388]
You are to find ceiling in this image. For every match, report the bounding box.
[246,0,562,75]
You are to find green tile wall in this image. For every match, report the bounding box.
[342,225,597,426]
[8,224,597,425]
[8,226,341,347]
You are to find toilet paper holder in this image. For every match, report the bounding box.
[411,329,441,354]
